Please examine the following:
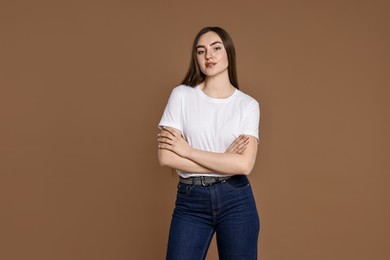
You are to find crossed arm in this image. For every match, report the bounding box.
[157,127,258,175]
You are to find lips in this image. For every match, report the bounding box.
[206,62,217,68]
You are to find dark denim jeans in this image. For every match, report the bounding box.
[166,175,260,260]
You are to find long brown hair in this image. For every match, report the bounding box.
[181,26,240,89]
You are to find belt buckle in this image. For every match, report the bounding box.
[200,176,212,187]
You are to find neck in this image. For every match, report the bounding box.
[201,71,235,98]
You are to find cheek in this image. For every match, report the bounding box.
[196,55,204,66]
[220,52,229,66]
[196,57,206,73]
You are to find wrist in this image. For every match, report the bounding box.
[185,147,194,160]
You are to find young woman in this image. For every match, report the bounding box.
[158,26,260,260]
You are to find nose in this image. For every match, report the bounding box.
[205,50,213,60]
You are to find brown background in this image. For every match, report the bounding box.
[1,0,389,259]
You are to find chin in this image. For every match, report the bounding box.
[203,69,227,78]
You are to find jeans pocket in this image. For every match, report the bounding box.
[176,183,194,196]
[225,175,250,191]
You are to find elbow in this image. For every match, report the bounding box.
[242,170,251,176]
[158,151,167,167]
[240,162,255,176]
[241,168,252,176]
[158,149,171,168]
[158,158,167,168]
[159,160,170,168]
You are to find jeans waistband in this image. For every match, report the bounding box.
[179,176,232,187]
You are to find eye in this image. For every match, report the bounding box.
[214,46,222,51]
[197,50,205,55]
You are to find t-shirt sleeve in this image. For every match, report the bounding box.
[240,99,260,141]
[158,87,182,131]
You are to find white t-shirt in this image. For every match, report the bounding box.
[159,84,260,178]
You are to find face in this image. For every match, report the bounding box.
[196,31,229,78]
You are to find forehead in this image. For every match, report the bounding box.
[197,31,223,47]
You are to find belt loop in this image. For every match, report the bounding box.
[201,176,206,187]
[200,176,213,187]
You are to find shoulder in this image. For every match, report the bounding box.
[172,84,196,92]
[170,84,196,95]
[235,89,260,107]
[169,84,198,99]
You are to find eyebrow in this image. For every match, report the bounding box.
[196,41,223,49]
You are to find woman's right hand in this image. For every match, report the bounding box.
[225,135,249,154]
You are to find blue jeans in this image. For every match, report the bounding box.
[166,175,260,260]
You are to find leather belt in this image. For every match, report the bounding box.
[179,176,232,187]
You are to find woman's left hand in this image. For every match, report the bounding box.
[158,127,192,158]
